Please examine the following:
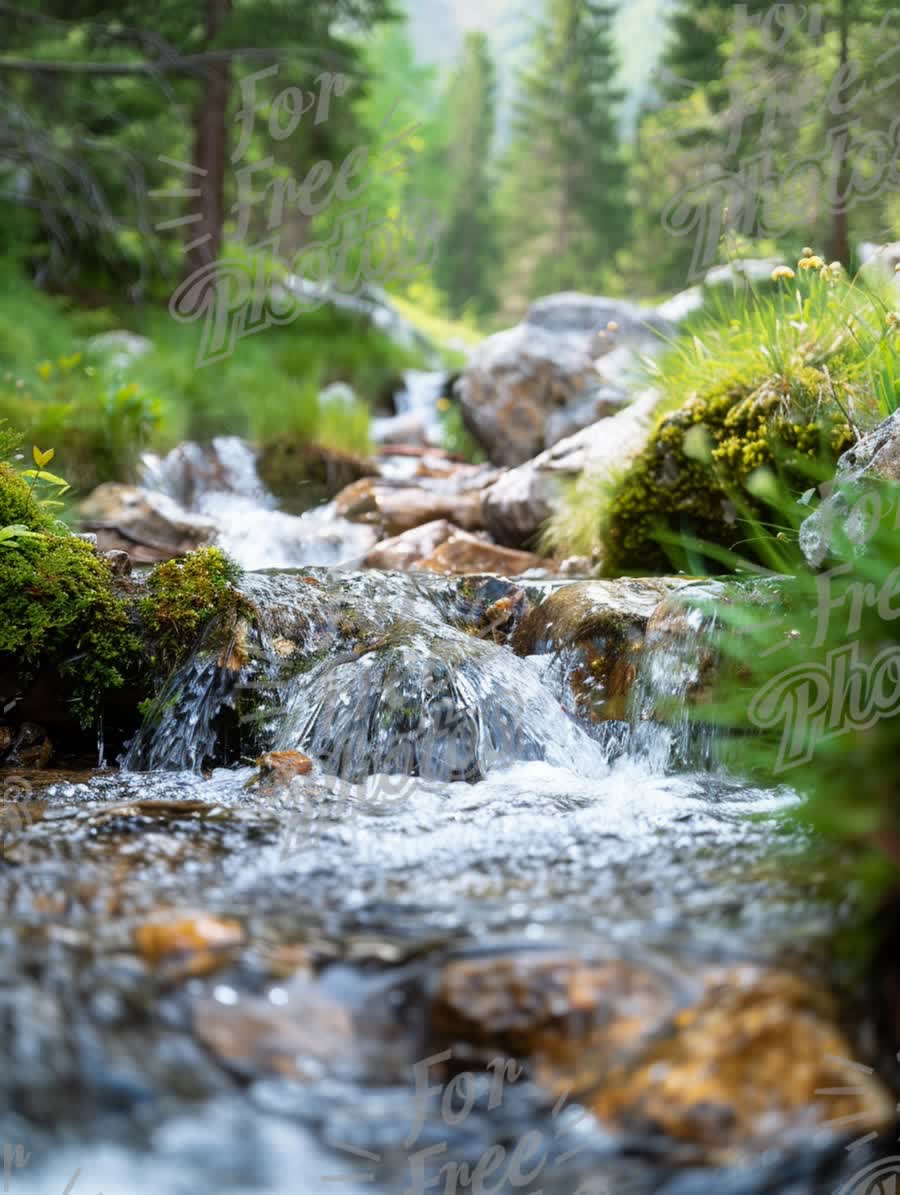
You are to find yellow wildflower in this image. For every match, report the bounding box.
[887,312,899,329]
[798,255,825,271]
[436,397,451,412]
[607,321,619,333]
[37,361,52,380]
[771,266,795,281]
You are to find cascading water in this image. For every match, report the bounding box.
[141,436,377,569]
[12,567,877,1195]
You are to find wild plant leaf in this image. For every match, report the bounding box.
[32,446,54,469]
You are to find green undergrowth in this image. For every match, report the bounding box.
[0,259,425,494]
[548,259,900,574]
[698,479,900,905]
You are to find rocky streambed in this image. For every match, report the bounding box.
[1,528,899,1193]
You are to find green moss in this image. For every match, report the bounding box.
[139,547,246,671]
[0,531,137,724]
[601,367,854,574]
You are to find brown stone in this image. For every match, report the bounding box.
[417,532,554,577]
[591,965,895,1158]
[512,579,694,721]
[134,911,244,978]
[80,483,216,563]
[192,974,353,1079]
[375,487,484,537]
[5,723,53,769]
[334,477,379,521]
[365,520,457,571]
[430,951,681,1089]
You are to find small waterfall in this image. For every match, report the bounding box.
[141,437,376,570]
[123,571,610,780]
[626,582,724,772]
[372,370,448,447]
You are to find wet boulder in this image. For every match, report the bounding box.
[800,409,900,567]
[456,323,611,467]
[429,947,684,1090]
[513,578,693,721]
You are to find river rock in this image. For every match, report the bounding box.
[192,973,354,1081]
[334,477,487,537]
[482,389,664,548]
[2,722,53,768]
[417,531,553,577]
[134,911,244,980]
[525,292,674,347]
[364,519,456,570]
[456,323,610,467]
[799,410,900,567]
[591,964,895,1158]
[80,483,217,562]
[513,578,694,721]
[251,750,314,791]
[429,948,683,1088]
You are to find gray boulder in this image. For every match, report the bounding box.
[799,411,900,567]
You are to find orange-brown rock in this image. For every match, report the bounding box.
[365,520,457,571]
[253,751,313,790]
[417,532,554,578]
[334,477,379,521]
[134,911,244,978]
[591,965,895,1158]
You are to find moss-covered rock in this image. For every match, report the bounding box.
[1,452,248,747]
[139,546,247,673]
[602,368,855,575]
[256,439,372,515]
[0,531,136,727]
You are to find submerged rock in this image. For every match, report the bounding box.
[134,911,245,979]
[192,973,354,1081]
[591,964,895,1159]
[430,948,682,1086]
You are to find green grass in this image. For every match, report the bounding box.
[0,259,425,495]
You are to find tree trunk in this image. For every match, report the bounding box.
[828,0,851,266]
[185,0,232,278]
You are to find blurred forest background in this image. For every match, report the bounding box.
[0,0,898,486]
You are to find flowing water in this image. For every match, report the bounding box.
[0,562,893,1189]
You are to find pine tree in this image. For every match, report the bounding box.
[498,0,629,303]
[434,32,498,317]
